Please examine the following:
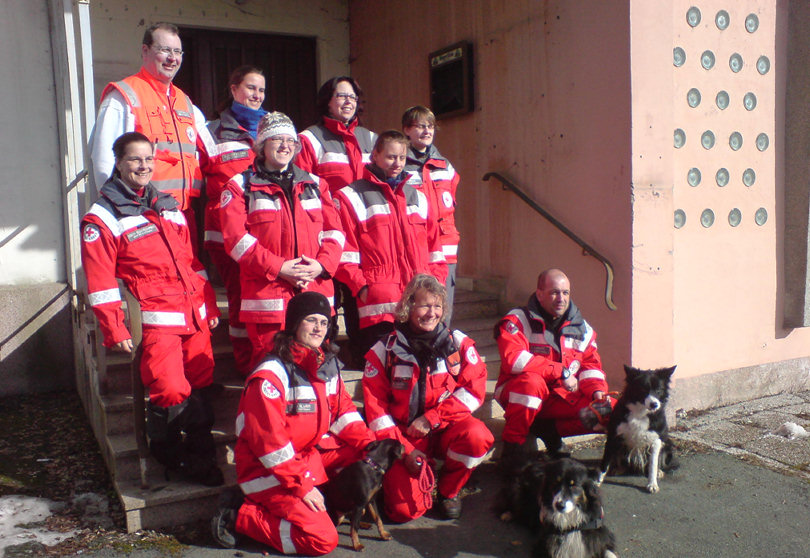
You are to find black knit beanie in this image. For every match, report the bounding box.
[284,291,331,334]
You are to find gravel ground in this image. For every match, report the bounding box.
[0,391,209,557]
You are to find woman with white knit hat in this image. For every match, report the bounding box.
[219,111,345,367]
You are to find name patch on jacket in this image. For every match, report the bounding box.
[287,401,316,414]
[222,149,250,163]
[531,345,552,356]
[126,224,158,242]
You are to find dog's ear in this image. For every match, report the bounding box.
[365,440,381,453]
[623,364,641,379]
[393,442,405,460]
[657,365,677,381]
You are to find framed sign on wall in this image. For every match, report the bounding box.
[429,41,474,119]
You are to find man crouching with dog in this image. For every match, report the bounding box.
[211,292,376,555]
[495,268,615,468]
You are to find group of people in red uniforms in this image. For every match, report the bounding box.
[82,22,616,557]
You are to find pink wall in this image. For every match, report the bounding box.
[349,0,633,385]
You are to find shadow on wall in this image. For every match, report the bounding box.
[0,284,75,396]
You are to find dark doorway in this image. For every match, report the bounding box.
[174,27,318,129]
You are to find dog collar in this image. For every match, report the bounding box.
[362,456,386,473]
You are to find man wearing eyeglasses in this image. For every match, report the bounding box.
[89,22,208,219]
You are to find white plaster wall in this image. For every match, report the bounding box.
[89,0,350,104]
[0,1,65,285]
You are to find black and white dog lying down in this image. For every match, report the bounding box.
[499,457,618,558]
[599,365,679,494]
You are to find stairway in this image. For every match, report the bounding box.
[75,279,505,532]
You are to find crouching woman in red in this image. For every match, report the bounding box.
[80,132,222,486]
[362,274,494,521]
[211,292,375,555]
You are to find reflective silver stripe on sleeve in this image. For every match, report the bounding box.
[452,387,481,412]
[300,197,322,211]
[230,234,257,261]
[251,359,290,393]
[199,304,207,321]
[318,229,346,248]
[142,311,186,326]
[579,369,606,381]
[241,298,284,312]
[511,350,533,373]
[406,190,429,219]
[235,412,245,437]
[340,251,360,263]
[330,411,364,435]
[369,414,397,432]
[300,129,324,161]
[239,474,281,495]
[321,152,350,164]
[443,244,458,256]
[250,197,283,212]
[259,441,295,468]
[429,168,454,181]
[88,288,121,306]
[161,209,186,225]
[429,250,446,263]
[358,302,397,318]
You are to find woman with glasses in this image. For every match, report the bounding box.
[211,291,375,554]
[219,112,345,367]
[296,77,377,367]
[402,105,462,326]
[296,76,377,195]
[199,65,266,375]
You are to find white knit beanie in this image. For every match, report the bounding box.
[255,111,298,147]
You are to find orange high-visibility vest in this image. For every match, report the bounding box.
[102,69,203,209]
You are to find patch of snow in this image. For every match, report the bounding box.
[0,495,76,556]
[768,422,810,440]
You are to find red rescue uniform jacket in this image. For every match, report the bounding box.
[81,179,219,347]
[198,108,256,251]
[362,324,487,453]
[296,117,377,195]
[494,296,608,405]
[334,166,448,329]
[234,344,374,500]
[219,165,345,325]
[404,145,461,264]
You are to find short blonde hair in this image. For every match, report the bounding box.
[394,274,447,323]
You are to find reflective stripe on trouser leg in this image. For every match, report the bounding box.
[499,374,549,445]
[436,415,494,498]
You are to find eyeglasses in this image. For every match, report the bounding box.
[334,92,358,102]
[302,316,329,328]
[152,46,184,57]
[268,137,300,147]
[411,123,435,131]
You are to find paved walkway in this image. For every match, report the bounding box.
[30,391,810,557]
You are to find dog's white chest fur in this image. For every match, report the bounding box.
[616,402,658,450]
[552,531,586,558]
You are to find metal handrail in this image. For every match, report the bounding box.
[483,171,617,311]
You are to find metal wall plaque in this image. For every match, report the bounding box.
[429,41,474,119]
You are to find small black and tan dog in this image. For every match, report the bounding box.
[323,439,404,551]
[499,457,617,558]
[599,365,679,494]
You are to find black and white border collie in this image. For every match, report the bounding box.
[599,365,678,493]
[536,458,618,558]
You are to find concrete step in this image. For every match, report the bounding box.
[451,289,499,321]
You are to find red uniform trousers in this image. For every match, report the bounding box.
[382,415,493,523]
[234,444,362,556]
[245,322,283,370]
[140,328,214,408]
[208,247,253,375]
[498,372,612,444]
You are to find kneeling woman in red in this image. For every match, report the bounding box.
[362,274,494,521]
[212,292,374,555]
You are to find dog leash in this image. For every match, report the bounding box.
[416,458,435,510]
[586,391,621,428]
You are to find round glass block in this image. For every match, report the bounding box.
[757,55,770,75]
[729,53,743,73]
[755,207,768,225]
[716,10,730,30]
[674,128,686,149]
[687,168,702,187]
[687,7,702,27]
[729,132,743,151]
[743,168,756,187]
[745,13,759,33]
[675,209,687,229]
[716,168,729,187]
[701,50,715,70]
[701,130,715,149]
[756,133,769,151]
[700,209,715,228]
[674,47,686,67]
[716,90,729,110]
[687,88,701,108]
[743,92,757,111]
[728,208,742,227]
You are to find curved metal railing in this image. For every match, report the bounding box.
[483,171,617,311]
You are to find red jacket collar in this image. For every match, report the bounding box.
[136,67,177,99]
[322,115,359,137]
